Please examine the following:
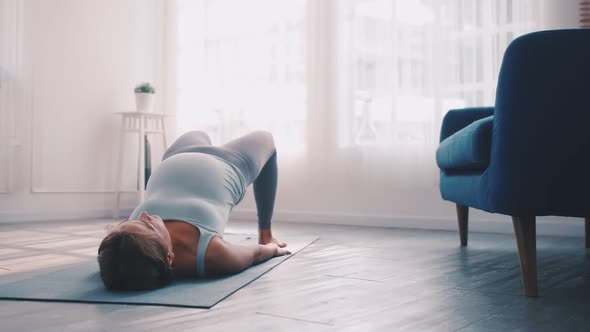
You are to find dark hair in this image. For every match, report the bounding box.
[97,228,173,291]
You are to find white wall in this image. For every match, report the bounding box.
[0,0,20,194]
[542,0,580,29]
[0,0,169,222]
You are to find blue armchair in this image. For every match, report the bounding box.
[436,29,590,297]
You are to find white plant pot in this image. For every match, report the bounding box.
[135,93,155,113]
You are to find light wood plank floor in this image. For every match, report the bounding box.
[1,219,590,332]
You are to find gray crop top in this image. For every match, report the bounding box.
[129,152,247,277]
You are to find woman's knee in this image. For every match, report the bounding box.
[252,130,276,150]
[185,130,212,144]
[188,130,210,137]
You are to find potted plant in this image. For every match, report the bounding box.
[134,82,155,112]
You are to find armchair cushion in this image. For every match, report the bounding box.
[440,107,494,142]
[436,116,493,172]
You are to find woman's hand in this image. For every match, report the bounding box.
[261,242,291,257]
[258,229,287,248]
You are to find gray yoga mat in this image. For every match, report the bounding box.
[0,234,318,309]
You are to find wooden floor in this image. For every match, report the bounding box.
[1,219,590,332]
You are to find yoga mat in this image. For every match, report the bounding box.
[0,234,318,309]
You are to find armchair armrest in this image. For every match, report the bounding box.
[437,116,493,172]
[440,107,494,142]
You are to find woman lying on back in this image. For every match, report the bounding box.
[97,130,289,290]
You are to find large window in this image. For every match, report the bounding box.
[339,0,540,147]
[176,0,307,156]
[176,0,540,154]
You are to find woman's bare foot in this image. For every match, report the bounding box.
[258,229,287,247]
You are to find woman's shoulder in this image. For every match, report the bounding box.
[164,220,199,277]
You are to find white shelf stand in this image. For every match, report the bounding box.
[113,112,168,219]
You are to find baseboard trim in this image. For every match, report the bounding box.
[0,208,121,224]
[1,208,585,238]
[231,209,585,238]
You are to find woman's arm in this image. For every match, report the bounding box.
[205,237,291,277]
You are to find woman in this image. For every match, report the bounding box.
[97,130,290,290]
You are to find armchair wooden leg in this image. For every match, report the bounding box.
[456,204,468,246]
[585,218,590,249]
[512,216,538,297]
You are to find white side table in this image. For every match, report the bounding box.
[113,112,168,219]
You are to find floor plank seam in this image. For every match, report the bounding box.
[0,245,97,260]
[454,287,535,298]
[452,309,510,332]
[255,312,334,326]
[324,274,382,283]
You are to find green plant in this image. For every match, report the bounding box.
[134,82,155,94]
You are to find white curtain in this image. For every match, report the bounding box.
[173,0,542,222]
[176,0,307,157]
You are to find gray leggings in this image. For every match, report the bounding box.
[162,130,278,230]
